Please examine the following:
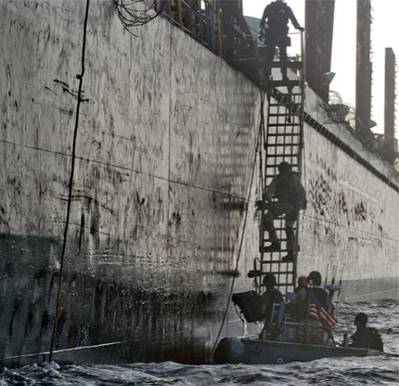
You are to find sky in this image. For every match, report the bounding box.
[243,0,398,135]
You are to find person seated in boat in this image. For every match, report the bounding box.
[294,275,307,294]
[261,273,283,321]
[259,273,283,339]
[256,161,307,262]
[305,271,329,308]
[350,313,384,351]
[286,271,329,320]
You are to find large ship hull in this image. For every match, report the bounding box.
[0,0,398,364]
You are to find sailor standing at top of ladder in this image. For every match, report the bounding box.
[259,0,304,81]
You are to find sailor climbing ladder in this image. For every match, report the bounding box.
[252,32,305,297]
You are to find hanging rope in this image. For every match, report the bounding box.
[210,90,266,359]
[48,0,91,361]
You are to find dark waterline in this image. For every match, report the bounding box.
[1,300,398,385]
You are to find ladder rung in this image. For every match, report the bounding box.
[232,57,259,64]
[262,224,298,228]
[269,80,301,87]
[260,248,296,254]
[265,162,299,167]
[262,226,297,230]
[268,113,298,117]
[262,239,291,243]
[262,225,296,229]
[265,173,294,178]
[265,147,299,151]
[265,171,299,177]
[263,227,297,232]
[270,61,303,69]
[268,123,301,127]
[260,260,290,264]
[265,139,300,142]
[266,165,299,168]
[264,152,299,156]
[264,157,300,161]
[265,159,299,162]
[262,234,296,238]
[269,103,302,108]
[265,165,299,169]
[265,145,300,148]
[266,127,301,131]
[265,153,299,156]
[266,133,301,137]
[265,142,299,146]
[273,92,303,97]
[265,154,300,158]
[265,150,300,153]
[265,175,298,179]
[264,158,299,162]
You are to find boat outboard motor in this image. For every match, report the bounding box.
[232,291,266,322]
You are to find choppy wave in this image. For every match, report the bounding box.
[1,301,398,385]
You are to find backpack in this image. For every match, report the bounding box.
[232,291,266,323]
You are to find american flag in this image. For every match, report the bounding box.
[307,304,337,328]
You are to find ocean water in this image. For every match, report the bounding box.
[1,300,398,386]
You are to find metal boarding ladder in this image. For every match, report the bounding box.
[253,35,305,297]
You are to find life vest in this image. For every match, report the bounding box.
[274,173,302,205]
[266,3,290,34]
